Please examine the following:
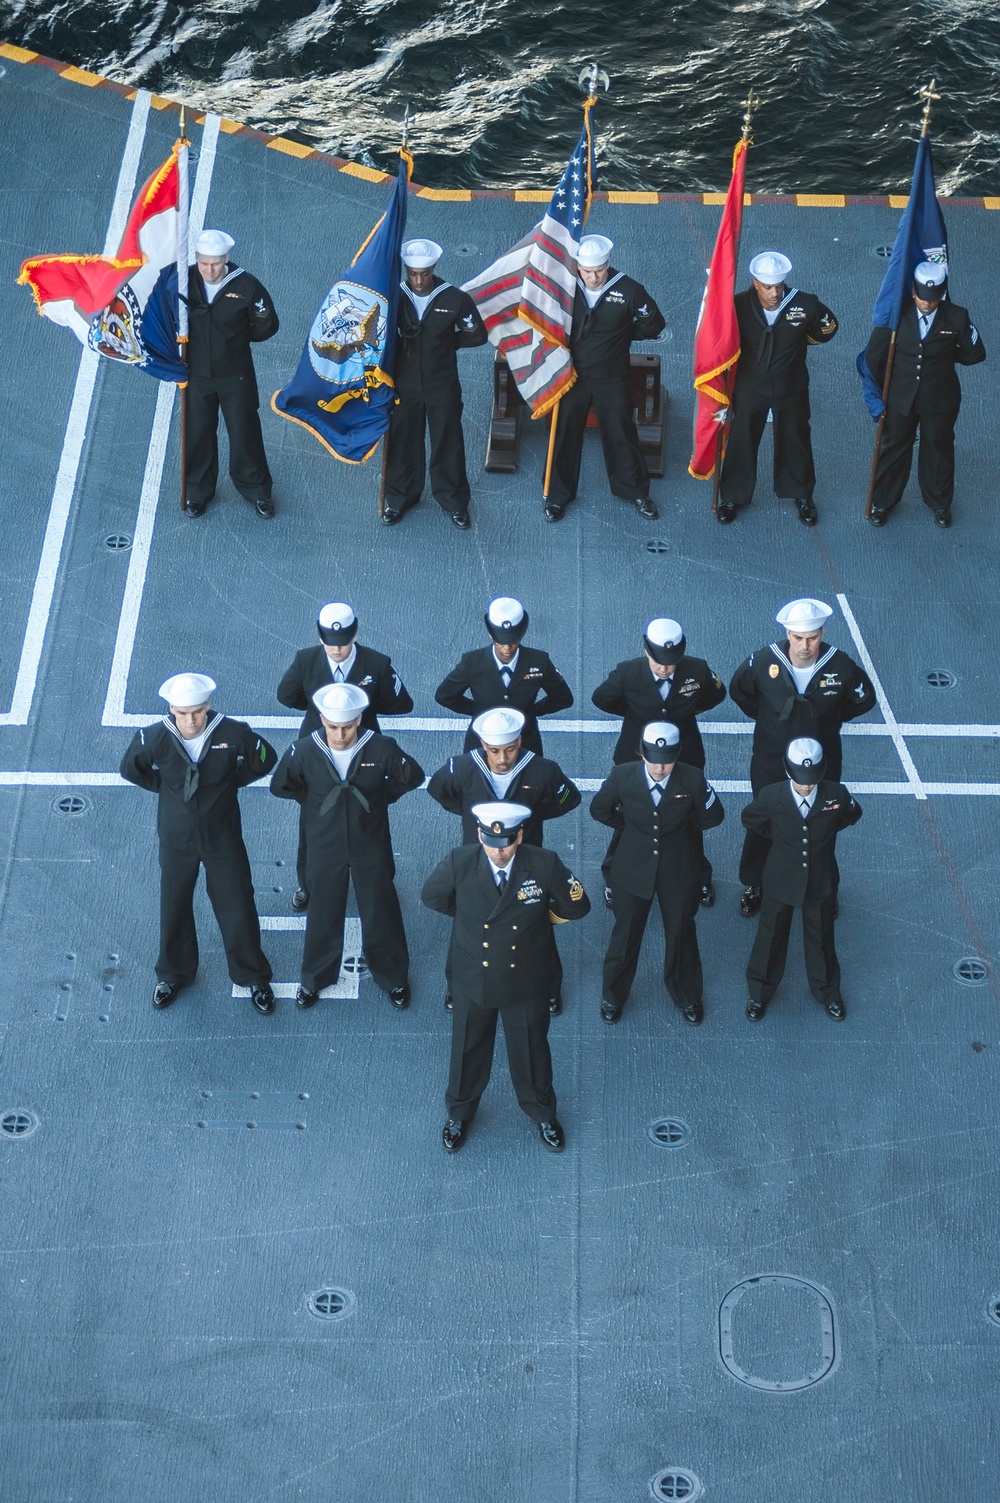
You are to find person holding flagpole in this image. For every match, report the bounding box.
[858,81,986,529]
[381,238,487,528]
[715,251,838,526]
[542,235,665,523]
[182,230,279,518]
[865,262,984,528]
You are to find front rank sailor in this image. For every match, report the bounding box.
[120,673,277,1014]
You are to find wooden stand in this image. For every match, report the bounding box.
[485,351,667,476]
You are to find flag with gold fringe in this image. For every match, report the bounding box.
[688,137,749,480]
[272,153,410,464]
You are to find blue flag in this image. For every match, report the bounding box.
[859,134,948,417]
[137,267,192,383]
[272,154,410,463]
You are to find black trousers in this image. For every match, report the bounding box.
[547,374,650,508]
[384,389,471,514]
[156,843,271,987]
[602,877,704,1013]
[746,893,841,1006]
[186,374,272,507]
[720,390,815,506]
[446,996,556,1124]
[871,404,958,514]
[301,856,408,994]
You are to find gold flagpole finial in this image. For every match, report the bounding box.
[740,88,762,143]
[917,78,940,137]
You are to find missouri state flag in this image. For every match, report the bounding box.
[689,137,749,480]
[18,140,189,381]
[272,153,410,464]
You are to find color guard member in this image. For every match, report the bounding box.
[866,260,986,528]
[717,251,838,526]
[182,229,280,519]
[544,234,665,522]
[382,238,488,528]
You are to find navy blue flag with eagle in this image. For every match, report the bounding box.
[857,132,947,418]
[272,153,410,463]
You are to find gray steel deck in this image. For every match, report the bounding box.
[0,57,998,1503]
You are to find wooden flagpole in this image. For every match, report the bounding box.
[177,104,190,511]
[865,79,939,520]
[378,104,414,521]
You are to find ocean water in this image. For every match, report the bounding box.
[0,0,998,193]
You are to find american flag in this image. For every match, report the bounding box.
[462,109,598,417]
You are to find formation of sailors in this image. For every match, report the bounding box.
[185,226,984,529]
[121,592,875,1154]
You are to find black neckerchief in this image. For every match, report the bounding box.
[310,728,374,814]
[161,712,225,802]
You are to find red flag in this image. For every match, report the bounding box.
[689,138,749,480]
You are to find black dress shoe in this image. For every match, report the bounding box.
[934,509,952,528]
[600,998,623,1024]
[442,1118,467,1153]
[824,998,847,1020]
[548,994,563,1017]
[443,992,454,1012]
[251,983,276,1015]
[716,500,737,524]
[184,500,205,518]
[152,981,179,1009]
[388,984,411,1010]
[291,887,309,912]
[634,496,659,520]
[295,985,320,1009]
[382,507,403,526]
[538,1119,565,1152]
[679,1001,704,1026]
[603,885,614,909]
[739,885,762,917]
[746,997,767,1021]
[451,511,471,530]
[795,496,818,526]
[543,501,565,522]
[867,507,887,527]
[699,882,716,908]
[255,496,275,519]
